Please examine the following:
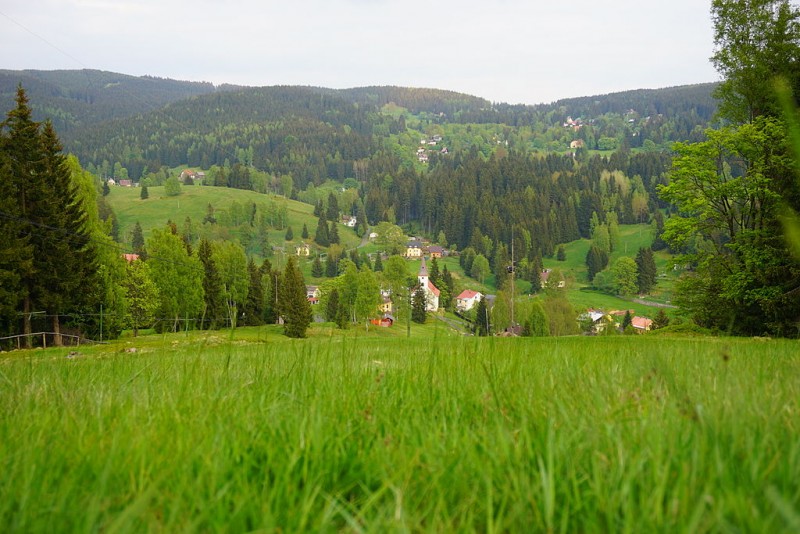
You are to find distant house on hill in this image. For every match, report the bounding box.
[456,289,483,312]
[541,268,565,288]
[405,240,423,259]
[121,253,140,263]
[295,243,311,256]
[428,245,443,258]
[632,316,653,332]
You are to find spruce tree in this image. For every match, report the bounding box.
[325,254,338,277]
[474,297,491,336]
[328,220,340,245]
[412,285,427,324]
[326,192,339,221]
[373,254,383,272]
[635,247,657,295]
[241,258,265,326]
[0,147,31,336]
[198,238,225,329]
[280,256,312,338]
[301,223,309,239]
[131,221,145,256]
[3,86,43,345]
[314,215,329,246]
[140,184,149,199]
[284,225,294,241]
[311,255,324,277]
[36,121,97,345]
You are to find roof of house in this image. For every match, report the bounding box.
[407,240,423,248]
[632,316,653,329]
[427,280,440,297]
[457,289,481,300]
[122,253,140,263]
[428,245,443,254]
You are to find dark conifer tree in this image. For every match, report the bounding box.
[314,215,329,246]
[140,184,149,199]
[373,253,383,272]
[0,148,31,337]
[3,86,42,345]
[474,297,491,336]
[556,245,566,261]
[241,258,264,326]
[279,256,312,338]
[284,225,293,241]
[131,221,145,256]
[326,192,339,221]
[328,220,340,245]
[311,255,324,278]
[325,254,338,277]
[412,285,427,324]
[198,238,224,329]
[301,223,309,239]
[36,121,97,345]
[635,247,657,295]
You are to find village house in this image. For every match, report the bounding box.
[427,245,443,259]
[295,243,311,256]
[341,215,357,228]
[456,289,483,312]
[370,315,395,327]
[306,285,321,305]
[179,169,204,184]
[414,257,440,312]
[632,316,654,332]
[405,240,423,259]
[121,253,140,263]
[541,268,566,288]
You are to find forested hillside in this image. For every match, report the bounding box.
[0,69,218,132]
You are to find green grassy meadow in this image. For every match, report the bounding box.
[106,185,361,253]
[2,330,798,532]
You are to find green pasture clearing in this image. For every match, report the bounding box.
[106,185,361,252]
[1,331,798,532]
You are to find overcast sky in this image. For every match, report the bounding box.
[1,0,720,105]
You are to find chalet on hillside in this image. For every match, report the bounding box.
[428,245,443,258]
[295,243,311,256]
[456,289,483,312]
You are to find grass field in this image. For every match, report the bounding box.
[2,329,798,532]
[106,185,362,254]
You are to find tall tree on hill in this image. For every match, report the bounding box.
[131,221,145,256]
[36,121,98,345]
[122,259,159,337]
[314,215,329,247]
[147,228,204,332]
[326,192,340,221]
[474,297,491,336]
[198,238,224,329]
[635,247,657,295]
[585,245,609,283]
[328,220,340,245]
[241,258,265,326]
[2,86,44,345]
[412,285,427,324]
[711,0,800,123]
[0,147,31,337]
[279,255,312,338]
[2,88,98,346]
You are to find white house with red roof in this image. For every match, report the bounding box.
[456,289,483,312]
[414,257,440,311]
